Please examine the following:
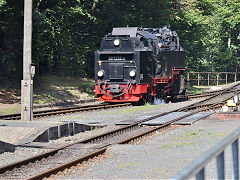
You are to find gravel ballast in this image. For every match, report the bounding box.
[0,96,238,179]
[0,98,205,167]
[60,115,240,179]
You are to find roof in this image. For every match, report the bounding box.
[112,27,138,37]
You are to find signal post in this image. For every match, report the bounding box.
[21,0,34,121]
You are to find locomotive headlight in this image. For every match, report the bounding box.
[114,39,120,46]
[129,70,136,77]
[97,70,104,78]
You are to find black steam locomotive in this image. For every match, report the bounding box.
[94,26,185,103]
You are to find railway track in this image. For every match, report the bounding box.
[0,89,233,120]
[1,82,239,121]
[0,102,131,120]
[176,87,238,100]
[0,83,239,179]
[0,93,210,120]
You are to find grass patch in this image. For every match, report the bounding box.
[183,129,207,137]
[207,132,227,137]
[121,103,164,114]
[198,127,205,131]
[185,130,199,136]
[185,85,204,94]
[60,116,85,120]
[174,129,227,141]
[160,141,194,148]
[0,104,21,114]
[142,168,168,178]
[118,162,138,169]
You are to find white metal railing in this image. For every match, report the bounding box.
[173,127,240,180]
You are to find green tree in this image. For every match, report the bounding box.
[174,0,240,72]
[1,0,240,84]
[33,0,97,77]
[0,0,23,81]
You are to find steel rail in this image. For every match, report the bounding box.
[177,82,240,100]
[27,147,108,180]
[1,83,240,179]
[26,106,216,180]
[0,91,216,120]
[1,82,239,120]
[177,89,237,100]
[0,103,131,120]
[25,87,240,179]
[0,92,219,175]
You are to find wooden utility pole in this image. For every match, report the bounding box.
[21,0,35,121]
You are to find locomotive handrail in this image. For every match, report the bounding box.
[173,127,240,180]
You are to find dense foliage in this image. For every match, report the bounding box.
[0,0,239,81]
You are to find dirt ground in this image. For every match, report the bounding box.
[0,75,95,114]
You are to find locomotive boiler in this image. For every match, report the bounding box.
[94,26,185,103]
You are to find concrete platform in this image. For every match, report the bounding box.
[0,120,103,146]
[141,112,191,126]
[173,112,213,125]
[0,140,15,154]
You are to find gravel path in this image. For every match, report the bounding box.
[60,114,240,179]
[0,97,237,179]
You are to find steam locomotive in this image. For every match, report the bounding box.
[94,26,185,103]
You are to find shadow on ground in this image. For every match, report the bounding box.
[0,75,95,105]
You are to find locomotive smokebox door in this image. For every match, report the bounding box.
[110,84,122,94]
[109,63,123,79]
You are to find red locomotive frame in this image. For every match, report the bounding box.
[95,68,185,102]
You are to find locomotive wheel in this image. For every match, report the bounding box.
[164,96,168,102]
[147,94,153,103]
[157,93,161,99]
[182,89,186,95]
[172,94,178,101]
[142,94,147,104]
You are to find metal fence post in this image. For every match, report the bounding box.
[198,73,200,86]
[226,73,228,85]
[196,168,205,180]
[232,139,239,180]
[216,151,225,180]
[217,73,219,86]
[208,73,210,86]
